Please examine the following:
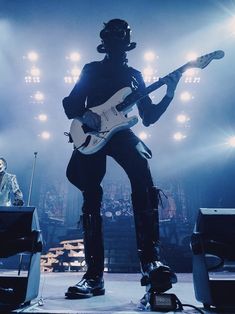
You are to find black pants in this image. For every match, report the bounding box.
[66,129,160,277]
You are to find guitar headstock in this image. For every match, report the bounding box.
[187,50,225,70]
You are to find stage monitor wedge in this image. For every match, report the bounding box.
[191,208,235,311]
[0,206,42,310]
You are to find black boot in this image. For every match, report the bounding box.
[141,261,177,293]
[65,275,105,299]
[65,212,105,299]
[82,213,104,278]
[132,187,177,293]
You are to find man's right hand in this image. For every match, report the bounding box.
[82,110,101,131]
[13,199,24,206]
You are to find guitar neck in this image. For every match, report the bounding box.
[116,49,225,112]
[116,63,188,112]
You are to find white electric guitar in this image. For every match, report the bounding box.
[69,50,224,154]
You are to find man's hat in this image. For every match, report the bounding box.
[97,19,136,53]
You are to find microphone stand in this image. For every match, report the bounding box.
[19,152,38,276]
[27,152,38,206]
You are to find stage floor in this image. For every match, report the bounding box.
[11,272,211,314]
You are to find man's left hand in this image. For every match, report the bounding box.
[160,70,182,98]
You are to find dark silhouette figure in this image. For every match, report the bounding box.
[63,19,181,298]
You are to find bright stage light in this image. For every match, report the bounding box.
[25,76,40,83]
[184,69,196,76]
[30,67,40,77]
[143,66,155,82]
[27,51,38,62]
[184,76,200,84]
[25,76,32,83]
[143,66,154,76]
[227,136,235,147]
[40,131,51,140]
[64,76,73,83]
[186,52,198,61]
[176,114,189,123]
[138,131,149,140]
[71,67,81,77]
[173,132,186,141]
[180,91,192,102]
[38,114,48,121]
[144,51,156,62]
[33,77,40,83]
[34,91,44,102]
[69,52,81,62]
[193,77,200,83]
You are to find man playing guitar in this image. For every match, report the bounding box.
[63,19,181,299]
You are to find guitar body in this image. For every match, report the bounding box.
[70,87,138,154]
